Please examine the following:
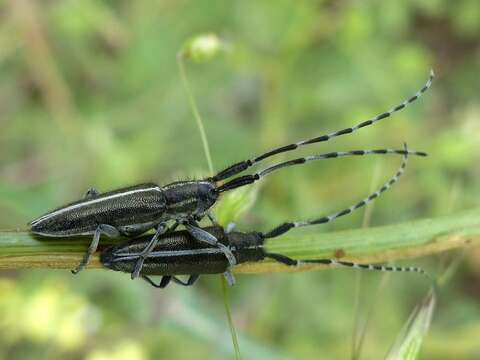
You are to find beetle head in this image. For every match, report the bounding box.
[197,181,219,213]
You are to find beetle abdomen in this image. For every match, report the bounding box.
[30,183,166,236]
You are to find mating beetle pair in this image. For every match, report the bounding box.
[30,71,434,285]
[101,149,430,288]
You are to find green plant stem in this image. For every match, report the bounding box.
[177,54,214,175]
[221,277,242,359]
[1,208,479,271]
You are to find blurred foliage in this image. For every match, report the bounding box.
[0,0,479,359]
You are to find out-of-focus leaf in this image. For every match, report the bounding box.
[0,278,95,350]
[214,186,259,226]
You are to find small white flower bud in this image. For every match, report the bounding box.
[181,33,224,62]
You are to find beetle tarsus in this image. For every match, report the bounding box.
[223,270,236,286]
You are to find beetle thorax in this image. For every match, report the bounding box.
[163,180,218,219]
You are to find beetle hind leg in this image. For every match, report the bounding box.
[84,188,100,199]
[172,275,199,287]
[72,224,120,274]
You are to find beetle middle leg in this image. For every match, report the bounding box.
[142,275,199,288]
[142,275,172,288]
[72,224,120,274]
[184,220,237,267]
[184,220,237,285]
[172,275,199,287]
[130,221,180,280]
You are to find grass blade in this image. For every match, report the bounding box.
[385,289,436,360]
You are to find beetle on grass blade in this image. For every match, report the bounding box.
[30,71,433,278]
[101,148,431,288]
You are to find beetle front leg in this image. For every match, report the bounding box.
[184,220,237,267]
[72,224,120,274]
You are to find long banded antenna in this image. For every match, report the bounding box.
[264,253,430,279]
[217,146,424,194]
[212,70,434,182]
[263,144,411,238]
[109,247,431,279]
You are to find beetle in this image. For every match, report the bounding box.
[30,71,433,277]
[101,149,431,288]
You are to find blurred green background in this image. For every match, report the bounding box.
[1,1,479,359]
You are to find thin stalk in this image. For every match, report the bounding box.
[177,49,239,357]
[221,277,242,360]
[1,208,479,271]
[177,53,214,175]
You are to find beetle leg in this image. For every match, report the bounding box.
[225,223,236,234]
[172,275,199,287]
[119,222,157,238]
[84,188,100,199]
[131,221,179,280]
[142,275,172,288]
[184,221,237,267]
[207,212,218,226]
[223,270,236,286]
[72,224,120,274]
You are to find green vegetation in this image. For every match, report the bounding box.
[0,1,479,359]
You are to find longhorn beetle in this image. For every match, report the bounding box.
[30,71,433,277]
[101,148,431,288]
